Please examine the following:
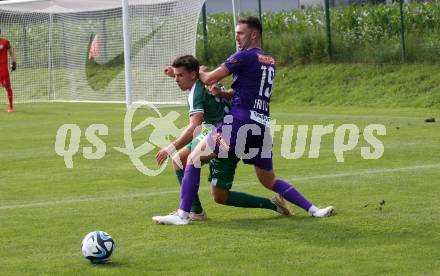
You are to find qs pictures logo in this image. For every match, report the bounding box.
[54,104,184,176]
[55,105,387,176]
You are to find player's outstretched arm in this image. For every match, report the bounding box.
[207,84,234,100]
[199,65,229,86]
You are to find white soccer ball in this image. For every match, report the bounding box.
[81,231,115,263]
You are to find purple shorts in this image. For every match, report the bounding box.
[209,114,273,171]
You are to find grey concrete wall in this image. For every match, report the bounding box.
[204,0,301,14]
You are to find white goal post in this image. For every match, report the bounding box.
[0,0,205,106]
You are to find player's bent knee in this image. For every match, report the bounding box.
[171,157,183,170]
[187,152,198,165]
[172,157,185,170]
[172,151,188,170]
[211,187,228,204]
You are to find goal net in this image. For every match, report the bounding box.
[0,0,205,105]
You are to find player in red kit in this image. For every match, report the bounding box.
[0,29,16,113]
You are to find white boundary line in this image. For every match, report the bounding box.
[1,163,439,211]
[288,163,440,182]
[272,112,435,120]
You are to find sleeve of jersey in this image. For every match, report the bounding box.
[222,51,249,74]
[188,82,205,115]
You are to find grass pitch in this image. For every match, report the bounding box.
[1,103,439,275]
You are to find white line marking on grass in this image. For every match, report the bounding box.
[1,163,439,210]
[0,190,178,210]
[272,112,431,121]
[289,163,440,182]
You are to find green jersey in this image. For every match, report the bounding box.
[188,79,229,125]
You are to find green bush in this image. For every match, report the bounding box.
[196,3,440,65]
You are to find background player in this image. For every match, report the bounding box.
[0,29,16,113]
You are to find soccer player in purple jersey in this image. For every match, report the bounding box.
[152,16,334,225]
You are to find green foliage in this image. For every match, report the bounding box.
[197,3,440,65]
[196,13,236,66]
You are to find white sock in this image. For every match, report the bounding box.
[177,209,189,219]
[308,205,319,215]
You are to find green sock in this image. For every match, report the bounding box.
[175,169,184,185]
[226,191,277,210]
[175,169,204,214]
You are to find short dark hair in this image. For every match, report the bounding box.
[237,16,262,35]
[172,55,199,74]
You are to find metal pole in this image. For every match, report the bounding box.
[232,0,238,51]
[324,0,333,61]
[202,3,209,63]
[48,13,53,100]
[122,0,132,107]
[399,0,406,61]
[258,0,263,48]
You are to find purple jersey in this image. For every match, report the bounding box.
[223,48,275,125]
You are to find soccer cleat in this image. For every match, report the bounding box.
[271,194,293,216]
[152,213,189,225]
[189,210,208,221]
[7,107,13,113]
[310,206,334,218]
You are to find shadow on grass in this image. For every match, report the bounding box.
[187,210,392,247]
[88,261,125,268]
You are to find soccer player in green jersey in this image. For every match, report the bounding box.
[156,55,230,220]
[155,55,291,221]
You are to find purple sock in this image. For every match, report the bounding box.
[272,179,312,211]
[179,164,201,212]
